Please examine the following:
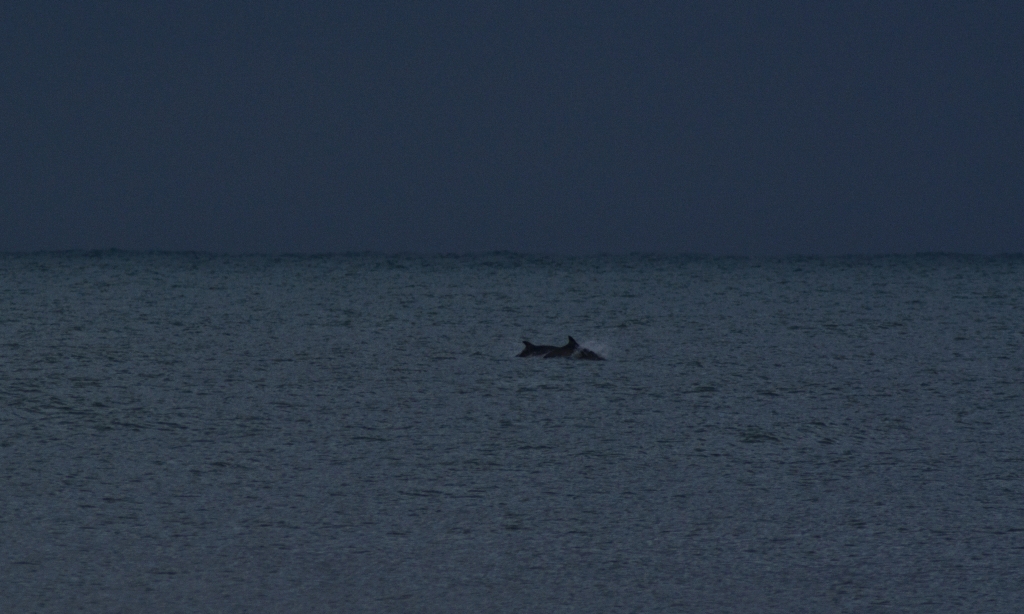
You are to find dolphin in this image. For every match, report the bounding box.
[518,336,604,360]
[541,336,580,358]
[518,340,563,357]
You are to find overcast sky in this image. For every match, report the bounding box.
[2,1,1021,255]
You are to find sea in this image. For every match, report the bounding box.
[1,251,1022,613]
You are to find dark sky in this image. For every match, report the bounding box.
[2,1,1022,254]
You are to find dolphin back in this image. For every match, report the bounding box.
[518,336,603,360]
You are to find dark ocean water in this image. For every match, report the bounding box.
[2,252,1022,612]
